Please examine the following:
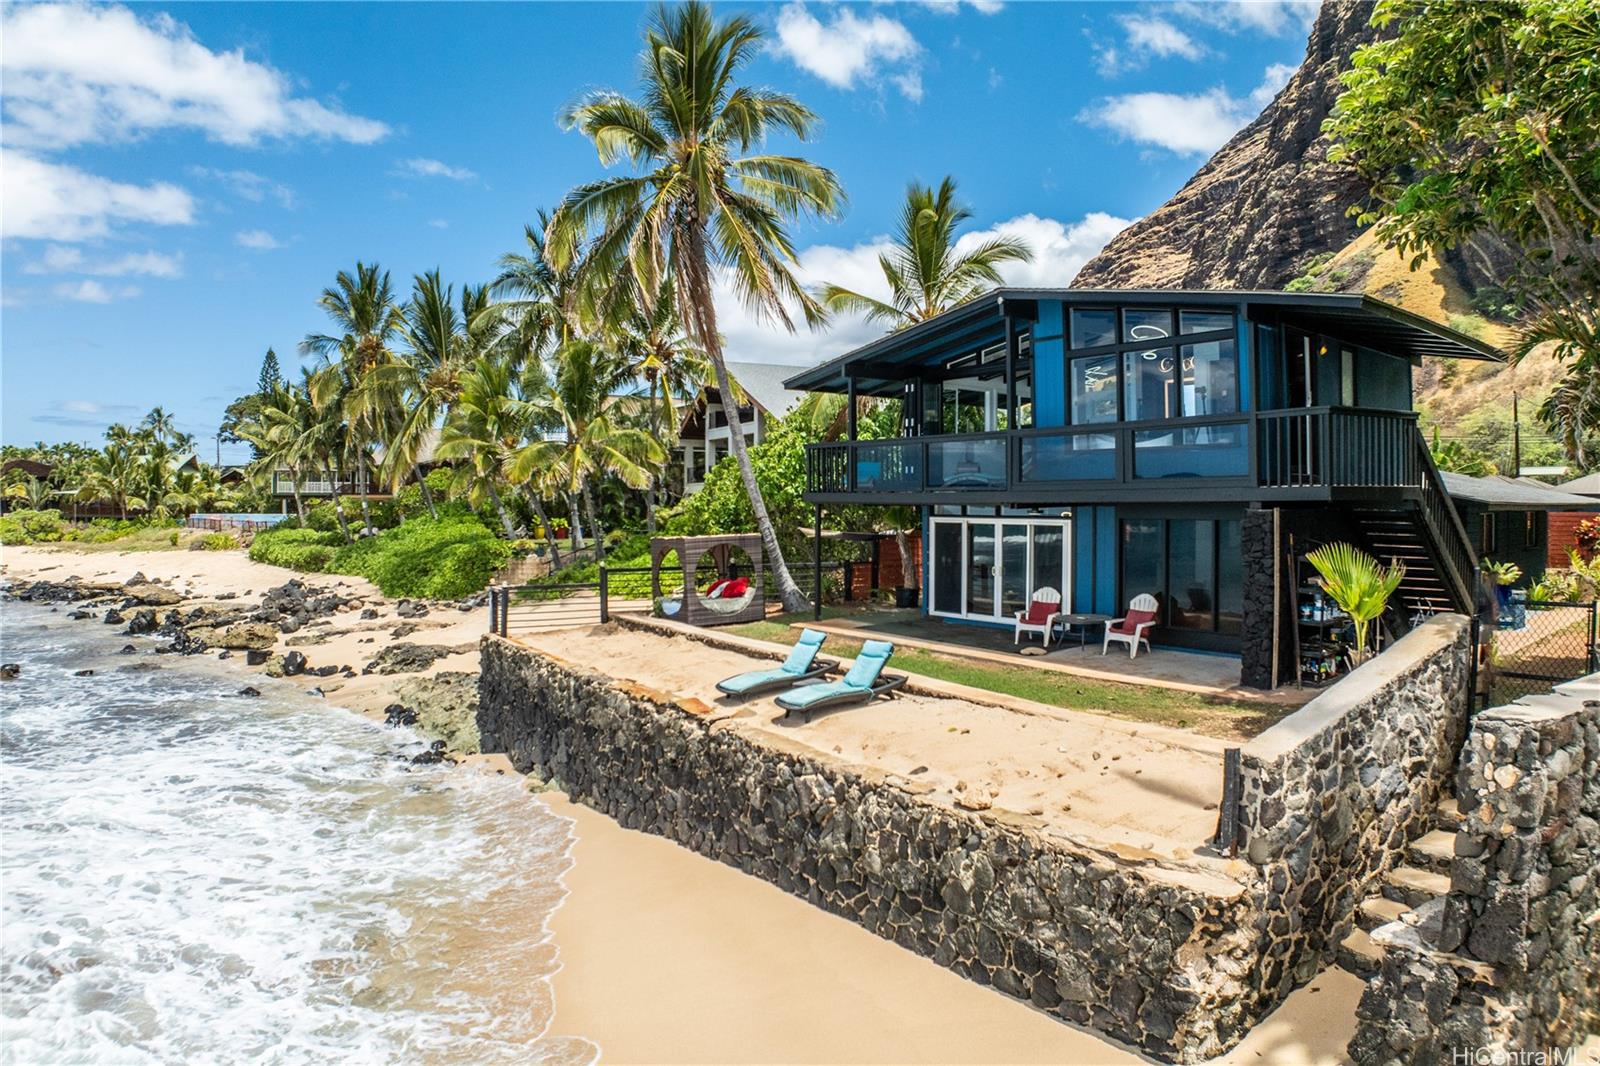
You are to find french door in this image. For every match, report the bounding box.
[929,517,1071,623]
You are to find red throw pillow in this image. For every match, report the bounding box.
[704,579,729,598]
[1025,600,1055,625]
[722,577,749,598]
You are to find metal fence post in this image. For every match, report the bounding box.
[498,585,509,637]
[599,563,609,624]
[488,586,499,635]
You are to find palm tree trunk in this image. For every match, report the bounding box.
[290,468,307,524]
[414,464,438,519]
[355,450,373,532]
[645,478,657,536]
[566,493,585,552]
[485,481,517,537]
[582,482,605,565]
[680,223,809,612]
[527,491,562,568]
[326,464,354,542]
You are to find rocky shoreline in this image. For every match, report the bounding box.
[4,568,485,764]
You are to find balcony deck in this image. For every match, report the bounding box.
[804,405,1426,506]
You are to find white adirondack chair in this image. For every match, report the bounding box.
[1103,593,1159,658]
[1014,586,1064,647]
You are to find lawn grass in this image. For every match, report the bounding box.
[726,614,1289,740]
[48,527,193,553]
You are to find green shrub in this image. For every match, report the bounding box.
[330,515,511,598]
[0,508,68,544]
[1447,313,1489,339]
[249,527,343,571]
[395,469,454,518]
[196,532,239,551]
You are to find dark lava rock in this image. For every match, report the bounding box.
[119,644,137,655]
[238,686,261,697]
[68,609,93,620]
[360,608,379,620]
[123,609,159,635]
[394,600,428,619]
[74,669,94,677]
[217,650,232,660]
[0,663,20,680]
[363,642,472,676]
[102,609,125,625]
[305,686,325,698]
[390,622,420,640]
[384,703,420,727]
[280,650,308,677]
[410,740,448,765]
[216,592,237,600]
[124,572,147,586]
[245,649,271,667]
[311,665,339,678]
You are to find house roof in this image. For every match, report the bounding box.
[724,361,809,417]
[1556,472,1600,499]
[783,289,1504,395]
[1441,472,1598,512]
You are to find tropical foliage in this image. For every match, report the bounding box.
[1305,542,1407,662]
[1329,0,1600,468]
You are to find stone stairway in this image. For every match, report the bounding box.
[1335,794,1461,978]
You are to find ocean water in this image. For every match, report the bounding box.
[0,605,593,1065]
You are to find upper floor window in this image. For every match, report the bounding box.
[1070,308,1117,349]
[1066,305,1238,425]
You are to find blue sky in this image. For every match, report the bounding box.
[1,0,1317,461]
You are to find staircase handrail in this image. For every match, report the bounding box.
[1412,428,1479,612]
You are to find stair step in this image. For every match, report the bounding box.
[1434,795,1465,832]
[1336,927,1385,977]
[1357,895,1410,932]
[1408,830,1457,875]
[1383,865,1451,908]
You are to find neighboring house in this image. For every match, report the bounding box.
[676,361,808,496]
[1548,472,1600,568]
[787,288,1506,688]
[1440,473,1596,586]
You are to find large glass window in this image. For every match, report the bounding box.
[1124,347,1176,422]
[932,523,963,614]
[929,517,1071,621]
[1122,309,1173,343]
[1071,353,1119,424]
[1118,517,1244,637]
[1180,310,1234,335]
[1181,339,1238,416]
[966,523,996,618]
[1071,308,1117,349]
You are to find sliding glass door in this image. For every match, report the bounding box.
[929,517,1072,623]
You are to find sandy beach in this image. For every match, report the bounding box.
[3,544,1368,1064]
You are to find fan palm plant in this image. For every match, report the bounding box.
[819,176,1032,329]
[549,0,844,611]
[506,341,666,564]
[1304,542,1406,665]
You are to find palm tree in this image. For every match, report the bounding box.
[550,1,844,611]
[506,340,665,564]
[818,177,1032,329]
[301,262,405,533]
[141,406,181,445]
[606,276,711,533]
[489,211,578,370]
[78,445,139,520]
[1305,542,1406,665]
[238,383,314,523]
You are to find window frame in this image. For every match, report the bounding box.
[927,515,1072,624]
[1065,306,1238,428]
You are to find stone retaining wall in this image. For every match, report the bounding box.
[1234,615,1473,999]
[1350,695,1600,1062]
[479,635,1271,1062]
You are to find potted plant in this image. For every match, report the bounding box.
[882,505,920,608]
[1480,559,1522,610]
[1305,542,1406,668]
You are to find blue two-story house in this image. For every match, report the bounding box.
[784,289,1501,689]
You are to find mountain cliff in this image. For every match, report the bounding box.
[1071,1,1382,291]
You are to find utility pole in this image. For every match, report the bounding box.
[1512,392,1522,477]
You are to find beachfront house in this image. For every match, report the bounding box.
[675,361,807,497]
[785,289,1511,689]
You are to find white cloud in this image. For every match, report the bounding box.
[2,151,195,240]
[1171,0,1318,36]
[25,244,183,278]
[1081,63,1296,155]
[916,0,1005,14]
[713,211,1132,366]
[427,219,450,229]
[1096,15,1206,76]
[187,166,295,208]
[395,157,477,181]
[773,3,923,101]
[0,3,389,149]
[234,229,281,250]
[53,279,140,303]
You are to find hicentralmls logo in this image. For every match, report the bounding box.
[1452,1048,1590,1066]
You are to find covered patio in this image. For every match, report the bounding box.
[793,610,1310,706]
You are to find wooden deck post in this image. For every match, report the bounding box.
[813,505,823,621]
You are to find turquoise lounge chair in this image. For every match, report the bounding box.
[715,629,838,698]
[774,640,906,722]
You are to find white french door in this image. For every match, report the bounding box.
[928,517,1072,623]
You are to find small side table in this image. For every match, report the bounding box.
[1055,613,1111,651]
